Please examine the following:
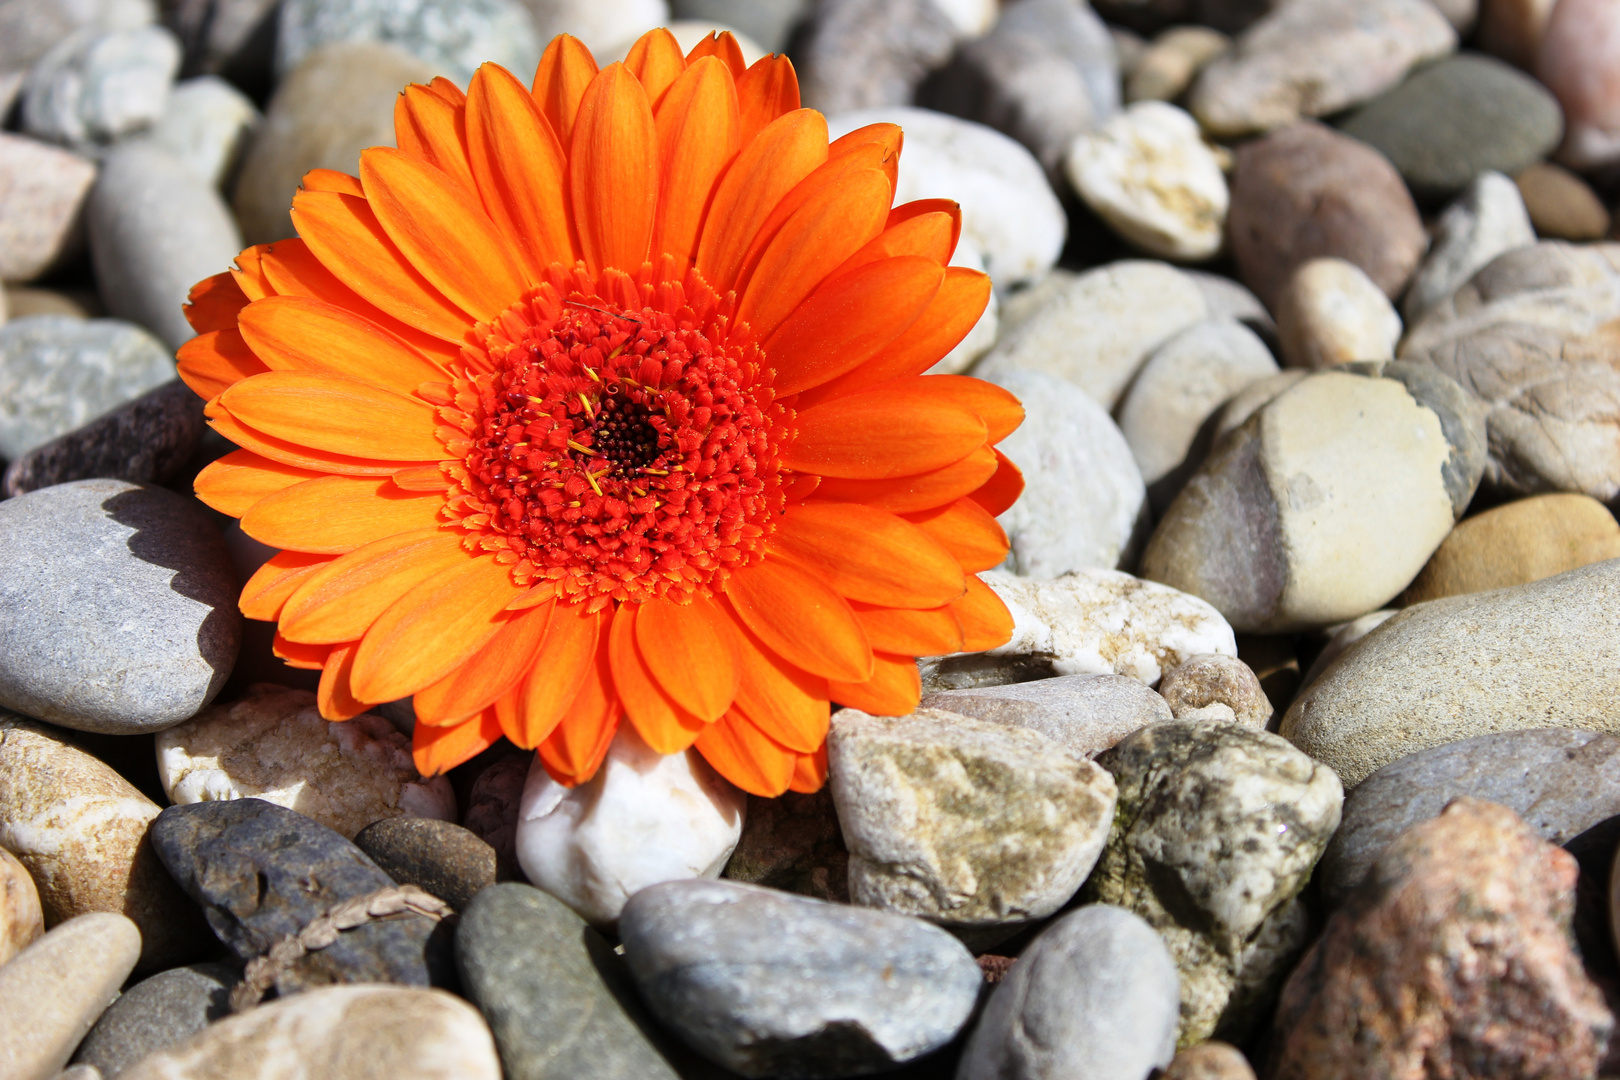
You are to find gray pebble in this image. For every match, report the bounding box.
[3,379,204,499]
[137,75,261,189]
[72,963,238,1078]
[921,673,1173,759]
[670,0,806,51]
[796,0,957,116]
[1157,654,1272,728]
[276,0,540,84]
[354,817,497,913]
[22,26,181,152]
[0,134,97,283]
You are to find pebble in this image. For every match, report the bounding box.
[1400,242,1620,503]
[1083,721,1342,1044]
[1162,1042,1257,1080]
[1188,0,1456,139]
[0,480,239,734]
[0,846,44,968]
[1399,493,1620,605]
[1156,653,1272,728]
[620,879,981,1078]
[515,725,746,926]
[1338,53,1563,201]
[157,684,455,840]
[1226,121,1427,311]
[799,0,956,115]
[1296,609,1396,692]
[1185,270,1277,343]
[0,914,141,1080]
[276,0,540,84]
[160,0,281,77]
[71,963,237,1079]
[1142,362,1485,633]
[354,817,496,912]
[21,26,181,152]
[460,750,528,882]
[1402,170,1536,324]
[1114,318,1277,500]
[826,107,1066,292]
[923,568,1237,691]
[0,135,97,283]
[117,985,501,1080]
[455,883,680,1080]
[920,673,1174,759]
[956,904,1181,1080]
[1516,161,1613,241]
[150,798,451,993]
[1,288,98,320]
[1064,101,1228,262]
[1318,730,1620,905]
[1126,25,1229,104]
[1282,558,1620,787]
[986,368,1147,577]
[1205,369,1303,444]
[137,75,261,190]
[88,142,243,350]
[828,707,1117,945]
[1536,0,1620,170]
[232,42,434,245]
[3,379,204,499]
[1274,258,1403,370]
[0,0,157,73]
[722,788,849,903]
[1269,799,1612,1080]
[669,0,804,52]
[975,259,1209,408]
[531,0,667,57]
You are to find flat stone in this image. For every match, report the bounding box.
[1283,559,1620,787]
[722,787,849,903]
[137,75,261,189]
[1163,1042,1257,1080]
[117,985,500,1080]
[955,904,1181,1080]
[0,480,238,733]
[1083,721,1343,1044]
[354,817,496,912]
[828,708,1117,945]
[985,368,1147,577]
[921,673,1173,759]
[1269,799,1612,1080]
[1274,258,1403,370]
[1319,730,1620,905]
[276,0,539,84]
[530,0,666,56]
[1516,161,1612,241]
[3,379,204,498]
[0,716,207,970]
[22,26,181,151]
[0,914,141,1080]
[71,963,237,1079]
[150,799,450,994]
[0,846,44,968]
[455,883,680,1080]
[1339,53,1564,200]
[1402,170,1536,324]
[1156,653,1271,728]
[0,135,96,282]
[1188,0,1456,139]
[460,749,528,882]
[157,683,455,840]
[1127,25,1229,104]
[923,568,1236,691]
[797,0,956,115]
[622,879,979,1078]
[1536,0,1620,170]
[1226,121,1427,311]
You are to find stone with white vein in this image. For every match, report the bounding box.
[1402,170,1536,324]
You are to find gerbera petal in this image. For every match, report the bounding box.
[317,641,368,721]
[732,623,829,753]
[770,501,965,608]
[206,405,420,477]
[569,64,658,274]
[636,593,740,722]
[220,371,445,461]
[850,602,965,656]
[531,33,598,146]
[184,271,249,334]
[950,574,1015,652]
[508,601,604,747]
[194,449,323,517]
[302,168,365,196]
[393,82,475,194]
[828,122,902,191]
[231,244,276,301]
[651,57,741,274]
[624,28,687,106]
[280,529,471,643]
[238,295,449,389]
[828,651,921,715]
[723,558,873,682]
[241,475,445,554]
[694,710,796,797]
[240,550,331,621]
[608,603,705,754]
[765,255,942,395]
[536,642,618,784]
[735,54,800,147]
[686,30,746,76]
[413,708,503,777]
[414,600,552,724]
[274,633,331,670]
[465,63,577,278]
[788,746,827,793]
[177,329,269,401]
[881,199,961,256]
[841,204,958,274]
[904,498,1008,573]
[784,388,987,479]
[810,445,998,514]
[815,373,1021,444]
[970,447,1025,517]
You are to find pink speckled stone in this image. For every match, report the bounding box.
[1537,0,1620,168]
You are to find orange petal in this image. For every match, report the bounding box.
[537,643,619,785]
[722,558,873,682]
[904,498,1008,573]
[238,295,449,390]
[392,464,450,492]
[694,710,796,797]
[414,601,552,725]
[274,633,331,670]
[735,54,800,147]
[569,64,658,273]
[881,199,961,257]
[841,205,958,275]
[194,448,323,517]
[765,255,942,395]
[241,550,332,621]
[732,623,829,753]
[970,447,1025,517]
[950,574,1015,652]
[624,27,687,106]
[788,745,827,793]
[532,34,599,147]
[425,75,466,107]
[220,371,445,461]
[413,708,504,777]
[302,168,364,196]
[850,602,965,656]
[177,329,270,402]
[771,501,964,608]
[206,406,419,477]
[651,57,741,274]
[231,244,276,301]
[185,271,249,335]
[784,386,987,480]
[465,63,577,278]
[290,189,471,343]
[810,445,998,514]
[608,603,706,754]
[829,122,902,191]
[816,373,1020,442]
[507,601,604,747]
[686,30,746,76]
[636,593,740,722]
[317,641,369,721]
[280,529,473,643]
[393,82,475,193]
[828,651,921,715]
[241,475,445,554]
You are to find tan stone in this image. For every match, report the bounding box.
[1275,257,1403,369]
[1516,161,1611,241]
[1127,26,1229,105]
[0,846,43,968]
[0,913,140,1080]
[1158,654,1272,729]
[1399,493,1620,604]
[0,286,95,319]
[0,133,95,282]
[1163,1041,1256,1080]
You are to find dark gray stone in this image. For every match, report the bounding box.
[722,788,849,904]
[72,962,238,1077]
[921,674,1173,759]
[455,883,680,1080]
[1319,729,1620,906]
[4,380,205,498]
[461,750,528,883]
[354,817,496,913]
[620,879,980,1079]
[0,479,239,735]
[795,0,958,116]
[150,799,450,995]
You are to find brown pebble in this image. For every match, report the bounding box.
[1157,654,1273,728]
[1516,161,1612,240]
[977,954,1016,984]
[0,846,44,968]
[353,817,497,913]
[1163,1041,1256,1080]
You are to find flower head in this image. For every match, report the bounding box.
[181,30,1023,795]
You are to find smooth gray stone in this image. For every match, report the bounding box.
[921,674,1173,759]
[275,0,540,84]
[73,963,238,1078]
[456,883,679,1080]
[0,316,175,462]
[620,879,981,1079]
[795,0,957,116]
[3,380,205,498]
[955,904,1180,1080]
[1318,729,1620,905]
[670,0,807,51]
[354,817,496,913]
[0,480,239,734]
[22,26,181,152]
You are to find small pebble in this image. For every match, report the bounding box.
[71,963,238,1079]
[136,75,261,189]
[1126,26,1229,104]
[1536,0,1620,170]
[460,749,528,882]
[1479,0,1558,68]
[354,817,497,912]
[920,673,1174,759]
[528,0,668,56]
[0,134,96,283]
[275,0,540,84]
[1274,257,1403,370]
[1157,653,1272,728]
[0,914,141,1080]
[1402,170,1536,324]
[0,846,44,968]
[21,26,181,151]
[1163,1042,1257,1080]
[797,0,956,115]
[1516,161,1613,241]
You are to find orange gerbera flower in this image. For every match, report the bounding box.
[180,30,1023,795]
